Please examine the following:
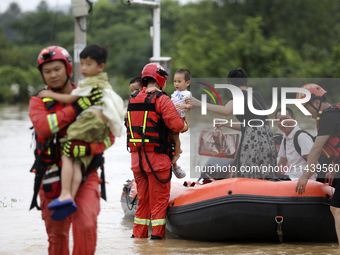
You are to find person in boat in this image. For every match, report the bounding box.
[125,63,188,240]
[275,107,317,181]
[273,133,289,177]
[273,133,283,162]
[189,67,277,179]
[29,45,115,254]
[295,83,340,247]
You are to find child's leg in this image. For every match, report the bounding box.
[170,133,186,178]
[172,133,181,167]
[59,154,74,202]
[70,163,83,199]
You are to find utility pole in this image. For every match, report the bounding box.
[71,0,89,84]
[129,0,172,77]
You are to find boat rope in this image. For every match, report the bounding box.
[275,216,284,243]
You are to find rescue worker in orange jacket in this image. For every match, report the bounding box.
[29,46,115,255]
[295,83,340,248]
[126,63,188,239]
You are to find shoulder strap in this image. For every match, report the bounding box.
[29,138,53,210]
[283,137,286,153]
[151,90,166,100]
[252,93,269,122]
[82,153,106,201]
[293,130,314,161]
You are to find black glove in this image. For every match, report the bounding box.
[63,141,91,158]
[72,85,103,113]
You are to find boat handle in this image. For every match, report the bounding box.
[275,216,283,224]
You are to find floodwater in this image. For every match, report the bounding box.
[0,105,339,255]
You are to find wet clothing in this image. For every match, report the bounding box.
[230,90,276,179]
[127,87,188,238]
[29,83,115,254]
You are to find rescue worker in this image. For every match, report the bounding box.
[29,45,115,254]
[126,63,188,239]
[295,83,340,248]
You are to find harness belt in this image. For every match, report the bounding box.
[126,91,173,183]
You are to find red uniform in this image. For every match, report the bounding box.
[29,85,115,255]
[127,87,188,238]
[316,104,340,163]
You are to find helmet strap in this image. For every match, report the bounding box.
[307,99,321,114]
[317,99,322,113]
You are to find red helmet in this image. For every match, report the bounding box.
[141,63,168,88]
[296,83,327,106]
[37,46,73,80]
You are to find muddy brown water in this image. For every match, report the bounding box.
[0,106,338,254]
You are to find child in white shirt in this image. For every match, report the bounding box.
[170,69,192,178]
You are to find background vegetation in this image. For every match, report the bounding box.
[1,0,340,103]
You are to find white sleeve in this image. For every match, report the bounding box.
[70,86,92,96]
[299,133,314,156]
[278,139,286,158]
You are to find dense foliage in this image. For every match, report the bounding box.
[1,0,340,103]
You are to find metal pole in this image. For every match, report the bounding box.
[129,0,171,74]
[153,0,161,62]
[74,17,86,85]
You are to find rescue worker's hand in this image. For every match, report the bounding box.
[72,86,103,113]
[145,87,161,93]
[63,141,91,158]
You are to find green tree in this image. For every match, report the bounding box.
[0,65,42,103]
[37,0,49,12]
[0,2,22,41]
[10,9,73,46]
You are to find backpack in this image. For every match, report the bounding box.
[283,130,313,161]
[283,129,331,182]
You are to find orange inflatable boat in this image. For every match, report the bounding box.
[121,178,336,242]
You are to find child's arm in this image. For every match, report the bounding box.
[145,87,162,93]
[38,90,80,104]
[176,103,192,111]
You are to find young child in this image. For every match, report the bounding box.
[38,44,124,220]
[125,77,142,119]
[129,77,142,94]
[170,69,192,178]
